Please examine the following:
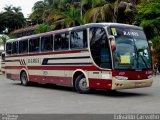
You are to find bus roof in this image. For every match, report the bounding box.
[72,23,142,31]
[7,23,142,43]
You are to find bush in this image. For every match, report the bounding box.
[35,24,55,33]
[152,36,160,63]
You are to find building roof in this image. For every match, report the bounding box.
[10,26,36,34]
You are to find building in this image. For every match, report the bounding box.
[10,26,36,38]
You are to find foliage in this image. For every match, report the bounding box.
[134,0,160,63]
[30,0,82,29]
[30,0,75,25]
[0,34,9,50]
[81,0,107,8]
[135,0,160,39]
[152,36,160,63]
[82,4,114,23]
[63,6,81,27]
[82,0,137,24]
[29,1,46,24]
[0,5,26,33]
[35,24,55,33]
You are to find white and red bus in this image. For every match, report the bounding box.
[4,23,153,93]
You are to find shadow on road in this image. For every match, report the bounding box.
[90,89,149,98]
[12,82,150,98]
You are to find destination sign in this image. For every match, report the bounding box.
[110,27,146,39]
[123,31,139,37]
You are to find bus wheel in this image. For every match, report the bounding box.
[20,71,29,86]
[75,74,90,94]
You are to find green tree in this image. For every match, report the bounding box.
[3,5,13,13]
[152,36,160,64]
[0,6,26,33]
[12,6,22,14]
[63,6,81,27]
[35,23,55,33]
[135,0,160,39]
[30,0,81,28]
[30,0,70,23]
[82,0,137,24]
[135,0,160,63]
[29,1,47,24]
[43,0,75,23]
[0,34,9,50]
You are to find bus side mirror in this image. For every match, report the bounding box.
[109,36,116,51]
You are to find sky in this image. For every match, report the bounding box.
[0,0,39,18]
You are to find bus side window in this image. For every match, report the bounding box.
[29,38,40,53]
[41,35,53,52]
[6,43,12,55]
[12,41,19,54]
[61,33,69,50]
[19,40,28,54]
[70,29,87,49]
[54,33,69,51]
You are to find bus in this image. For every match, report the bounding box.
[4,23,153,93]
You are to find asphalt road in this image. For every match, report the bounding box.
[0,74,159,114]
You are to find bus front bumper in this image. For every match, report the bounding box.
[112,77,153,90]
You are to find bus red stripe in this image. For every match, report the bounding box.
[6,73,72,86]
[5,65,111,71]
[29,75,72,86]
[5,66,24,69]
[6,73,19,80]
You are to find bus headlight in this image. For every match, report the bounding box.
[115,76,128,80]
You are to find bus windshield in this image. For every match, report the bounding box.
[109,27,152,70]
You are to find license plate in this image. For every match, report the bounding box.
[135,82,143,87]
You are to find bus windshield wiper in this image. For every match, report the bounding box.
[138,52,149,69]
[133,40,148,69]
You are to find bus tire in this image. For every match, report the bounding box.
[75,74,90,94]
[20,71,29,86]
